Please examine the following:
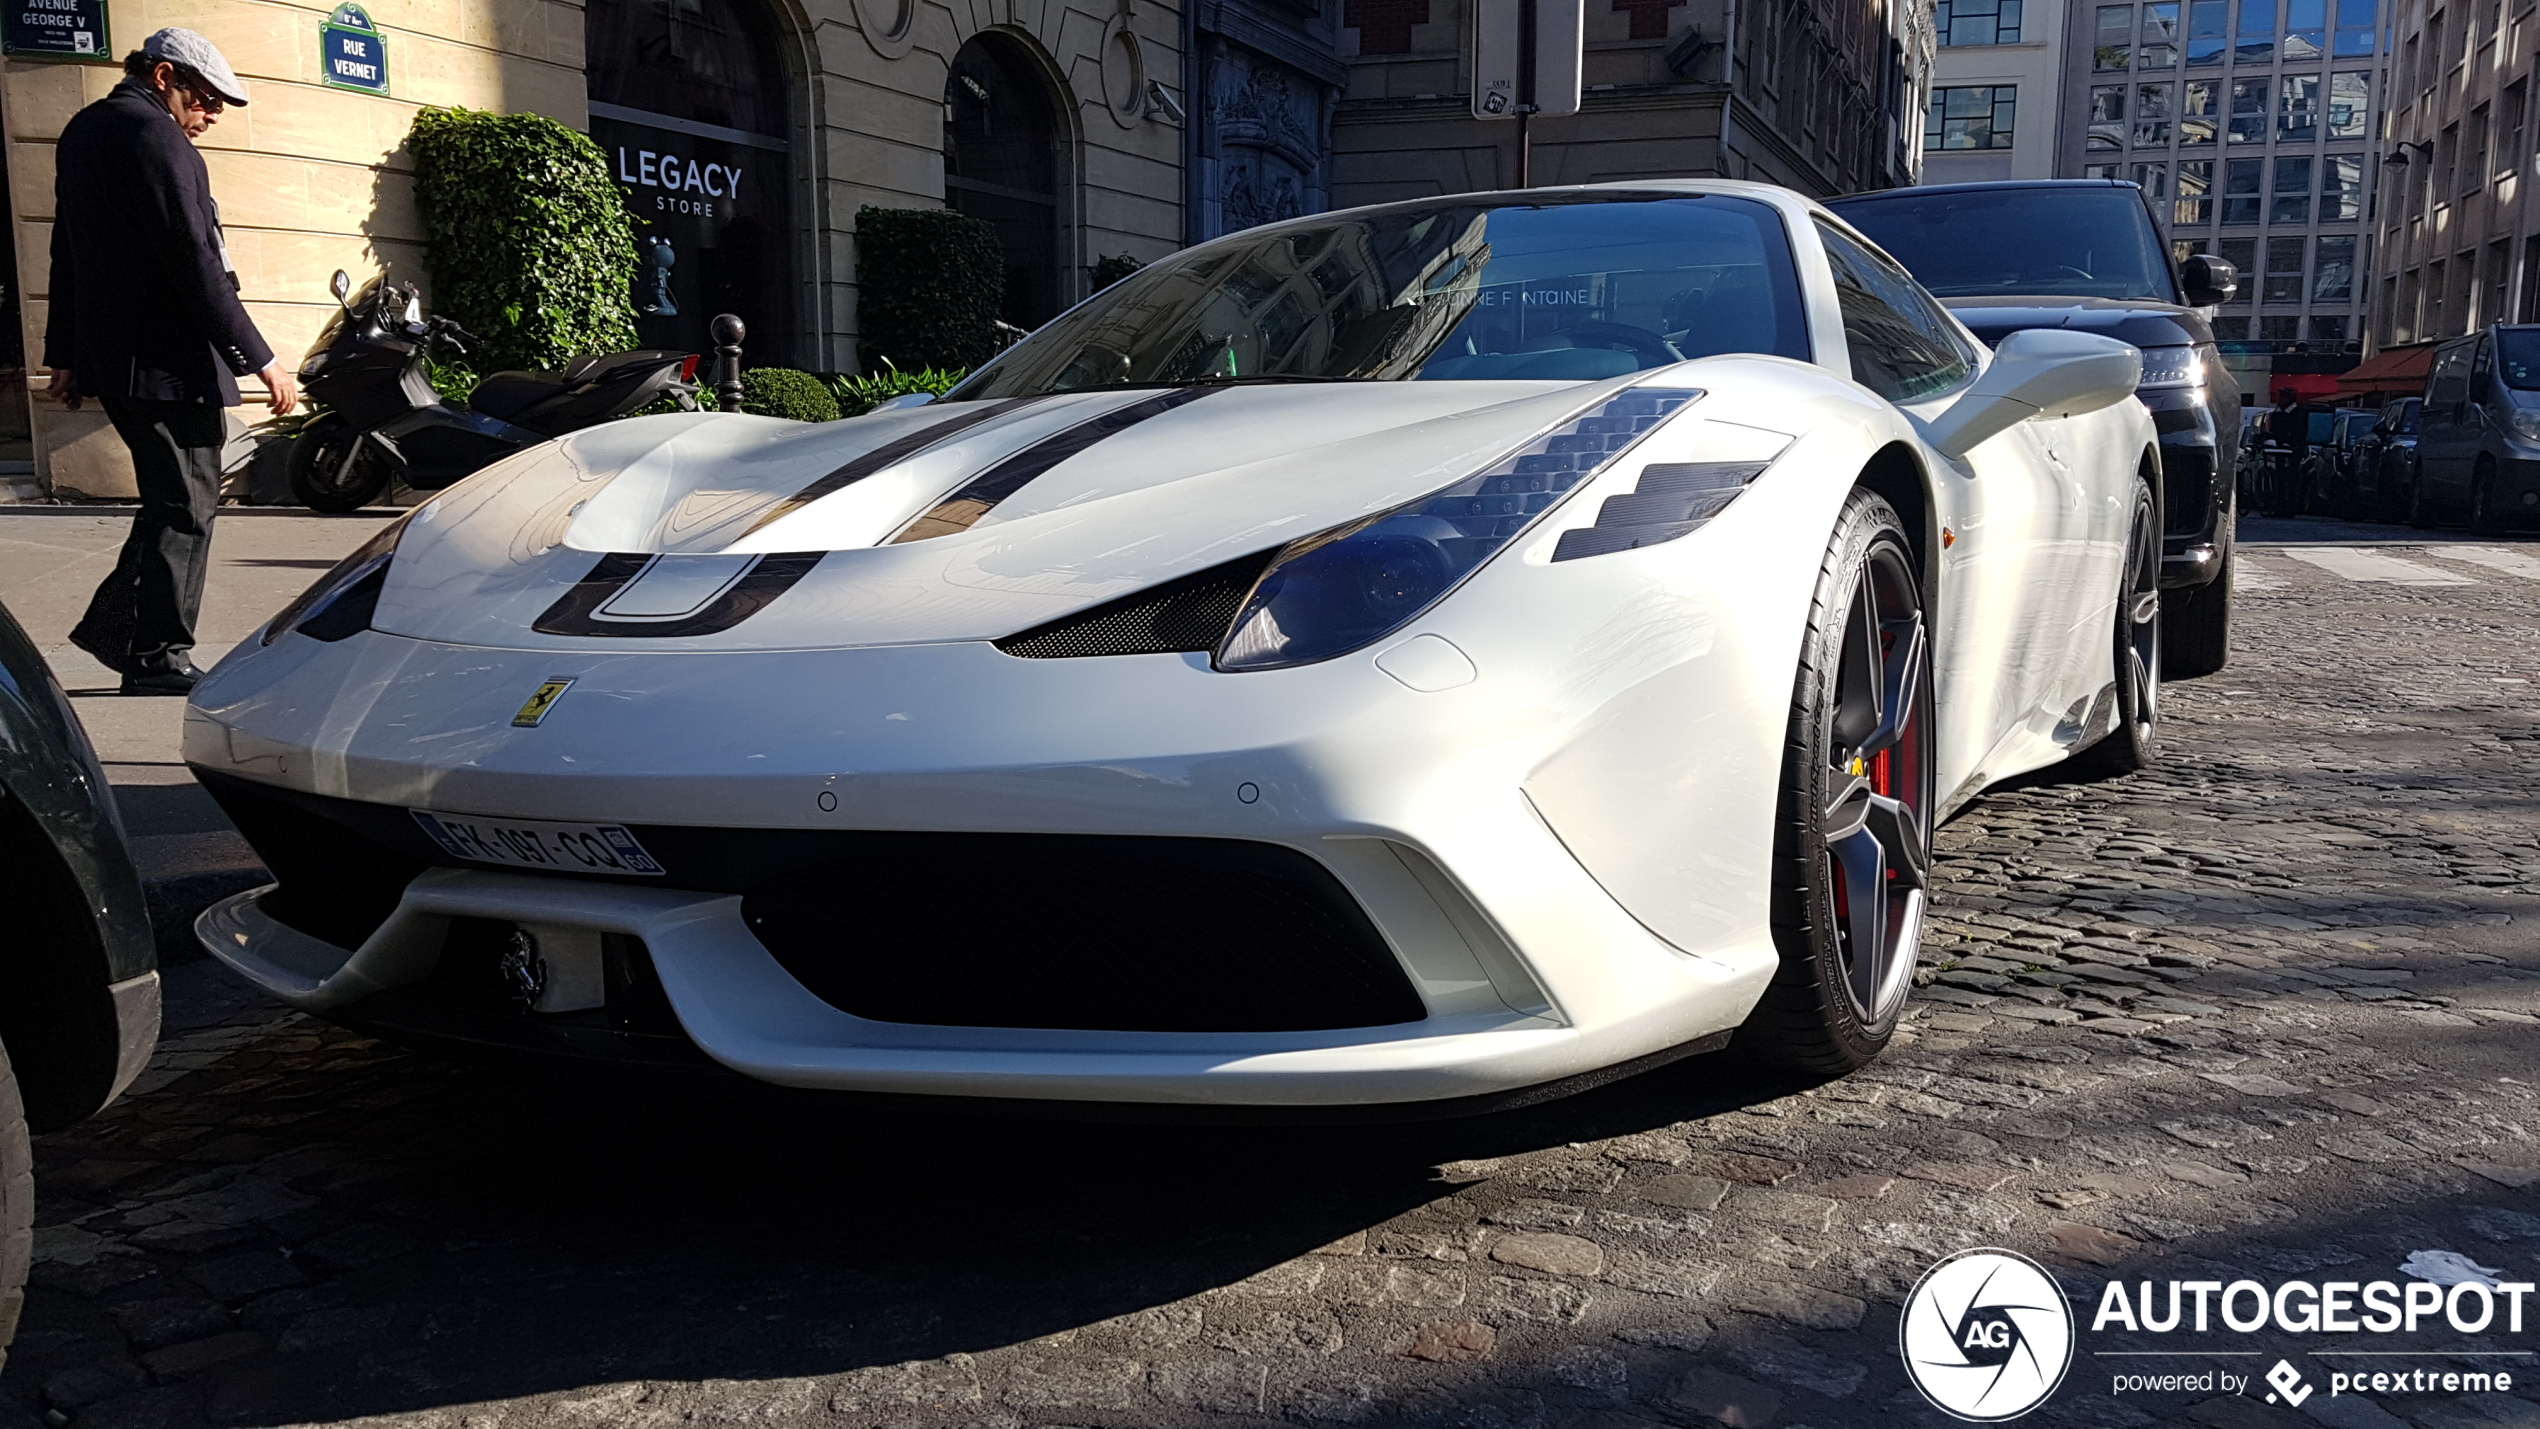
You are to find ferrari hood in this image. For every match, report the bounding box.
[363,374,1702,652]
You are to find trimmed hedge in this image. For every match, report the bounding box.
[742,367,843,422]
[408,107,639,375]
[855,206,1004,372]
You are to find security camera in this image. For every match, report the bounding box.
[1146,80,1186,124]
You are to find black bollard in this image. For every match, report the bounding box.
[711,313,746,412]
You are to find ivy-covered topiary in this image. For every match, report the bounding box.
[741,367,843,422]
[855,206,1004,372]
[829,359,969,417]
[408,107,639,376]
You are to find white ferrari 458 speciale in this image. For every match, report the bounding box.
[190,179,2164,1110]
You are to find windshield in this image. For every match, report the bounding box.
[945,194,1810,400]
[1825,187,2179,302]
[2497,330,2540,390]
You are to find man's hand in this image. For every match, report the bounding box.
[260,362,299,417]
[45,368,80,412]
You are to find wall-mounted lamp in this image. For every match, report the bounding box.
[2384,139,2434,165]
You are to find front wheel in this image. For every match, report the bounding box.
[1737,490,1932,1072]
[0,1041,30,1375]
[2470,457,2505,533]
[286,415,396,513]
[2071,478,2162,777]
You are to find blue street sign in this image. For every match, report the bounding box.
[320,3,387,94]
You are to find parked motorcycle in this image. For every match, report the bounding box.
[288,269,701,512]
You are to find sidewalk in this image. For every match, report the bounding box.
[0,506,397,962]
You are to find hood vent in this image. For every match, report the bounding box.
[996,548,1281,659]
[892,387,1218,544]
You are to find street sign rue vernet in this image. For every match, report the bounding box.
[321,3,389,95]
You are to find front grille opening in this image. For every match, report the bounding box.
[199,771,431,953]
[742,834,1427,1032]
[996,549,1279,659]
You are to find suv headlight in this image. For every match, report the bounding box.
[260,516,407,645]
[2136,343,2212,391]
[2511,409,2540,444]
[1214,386,1703,671]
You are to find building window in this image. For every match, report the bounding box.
[2277,73,2320,142]
[2098,5,2135,68]
[2183,79,2221,143]
[2220,237,2259,299]
[2311,314,2349,340]
[2137,82,2175,144]
[2285,0,2327,59]
[945,34,1072,329]
[2273,155,2315,221]
[2327,71,2370,139]
[1927,86,2019,148]
[2091,86,2129,148]
[2231,76,2272,142]
[2188,0,2229,62]
[2335,0,2376,53]
[2224,157,2265,221]
[2135,161,2172,197]
[2485,239,2510,324]
[2178,158,2217,220]
[2260,315,2304,340]
[2523,236,2540,321]
[2439,121,2460,199]
[2086,162,2126,178]
[2314,235,2357,299]
[2142,2,2182,63]
[2323,153,2365,218]
[2237,0,2276,62]
[1342,0,1429,54]
[2213,315,2252,338]
[2468,104,2492,189]
[2505,80,2529,183]
[1937,0,2025,45]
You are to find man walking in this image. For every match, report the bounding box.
[45,28,297,695]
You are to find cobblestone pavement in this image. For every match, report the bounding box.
[12,527,2540,1429]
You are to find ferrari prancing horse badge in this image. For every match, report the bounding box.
[512,677,575,728]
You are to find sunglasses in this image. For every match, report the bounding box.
[185,86,227,114]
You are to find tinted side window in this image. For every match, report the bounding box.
[1815,221,1975,403]
[2428,345,2469,406]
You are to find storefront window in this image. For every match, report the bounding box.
[946,34,1068,331]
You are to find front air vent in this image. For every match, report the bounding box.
[996,549,1280,659]
[1551,461,1769,561]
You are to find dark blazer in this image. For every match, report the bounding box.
[43,80,273,406]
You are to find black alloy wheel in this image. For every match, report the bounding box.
[1740,490,1933,1072]
[286,414,397,513]
[2073,477,2163,777]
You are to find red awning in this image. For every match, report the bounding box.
[2335,343,2438,397]
[2269,372,2345,403]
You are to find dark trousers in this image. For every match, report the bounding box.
[72,397,226,675]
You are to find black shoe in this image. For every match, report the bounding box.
[120,661,203,696]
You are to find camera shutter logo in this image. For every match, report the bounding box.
[1900,1248,2075,1421]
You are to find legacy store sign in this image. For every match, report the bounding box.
[588,101,792,360]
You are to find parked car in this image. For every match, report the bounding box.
[187,180,2162,1099]
[2304,407,2378,514]
[0,600,162,1370]
[2413,326,2540,530]
[2347,396,2424,521]
[1827,179,2242,677]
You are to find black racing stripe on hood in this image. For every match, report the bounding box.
[889,386,1218,544]
[739,398,1041,538]
[533,551,825,637]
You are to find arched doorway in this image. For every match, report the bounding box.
[944,33,1067,330]
[586,0,797,363]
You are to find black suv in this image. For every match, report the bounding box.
[0,600,162,1371]
[1825,180,2242,677]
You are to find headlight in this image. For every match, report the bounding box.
[2511,409,2540,444]
[259,516,408,645]
[1214,386,1702,671]
[2136,343,2211,390]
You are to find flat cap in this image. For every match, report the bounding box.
[140,27,249,106]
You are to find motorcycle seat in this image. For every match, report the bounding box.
[468,370,569,424]
[561,349,692,385]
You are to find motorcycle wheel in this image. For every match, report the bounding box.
[287,416,395,513]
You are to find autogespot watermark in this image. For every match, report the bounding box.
[1898,1251,2534,1421]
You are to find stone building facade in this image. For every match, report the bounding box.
[1922,0,2071,181]
[1326,0,1931,206]
[2368,0,2540,347]
[2,0,1190,497]
[1185,0,1344,241]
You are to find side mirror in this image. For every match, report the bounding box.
[2180,254,2238,307]
[330,269,352,307]
[872,392,938,412]
[1920,329,2145,462]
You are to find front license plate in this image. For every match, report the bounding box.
[410,810,666,877]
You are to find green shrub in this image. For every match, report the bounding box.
[1088,253,1145,291]
[855,206,1004,372]
[829,359,970,417]
[425,356,478,405]
[741,367,842,422]
[408,107,639,375]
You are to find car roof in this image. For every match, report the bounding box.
[1824,179,2144,202]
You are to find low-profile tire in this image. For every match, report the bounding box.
[1737,489,1932,1073]
[2469,456,2505,533]
[0,1041,30,1375]
[2161,559,2232,679]
[2069,477,2162,778]
[2406,468,2439,528]
[286,415,395,513]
